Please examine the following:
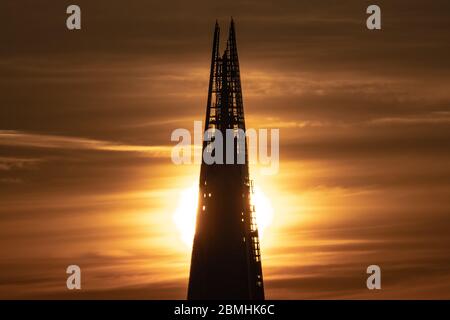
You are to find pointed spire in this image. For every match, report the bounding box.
[226,17,238,56]
[229,17,235,35]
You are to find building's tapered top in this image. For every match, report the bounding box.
[188,20,265,300]
[203,18,245,134]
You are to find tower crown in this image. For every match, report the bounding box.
[188,20,265,300]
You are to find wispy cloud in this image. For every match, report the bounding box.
[0,130,172,156]
[0,156,42,171]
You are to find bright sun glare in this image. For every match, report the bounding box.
[173,184,273,247]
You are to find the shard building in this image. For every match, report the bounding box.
[187,19,265,300]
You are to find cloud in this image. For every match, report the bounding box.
[0,156,42,171]
[368,114,450,125]
[0,130,171,156]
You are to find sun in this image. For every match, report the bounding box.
[173,184,273,247]
[172,185,199,247]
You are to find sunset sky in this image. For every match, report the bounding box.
[1,0,450,299]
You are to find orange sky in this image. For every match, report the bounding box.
[1,0,450,299]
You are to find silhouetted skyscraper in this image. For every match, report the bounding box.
[188,19,265,300]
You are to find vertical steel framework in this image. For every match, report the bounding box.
[187,19,265,300]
